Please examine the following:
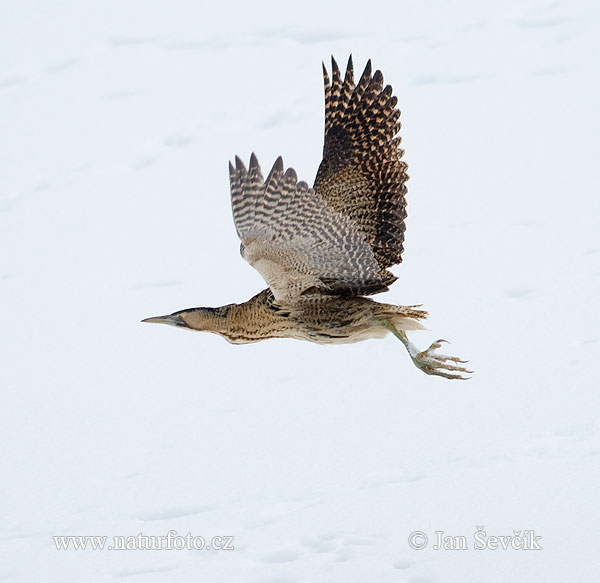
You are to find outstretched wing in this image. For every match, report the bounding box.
[229,154,396,303]
[314,56,408,270]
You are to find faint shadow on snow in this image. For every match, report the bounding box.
[301,534,338,554]
[299,532,369,561]
[44,57,84,74]
[108,36,162,47]
[253,577,297,583]
[1,182,53,213]
[129,155,160,170]
[260,549,301,564]
[128,132,197,170]
[530,66,577,77]
[163,133,197,148]
[394,559,414,570]
[259,110,292,129]
[160,27,359,52]
[359,472,428,490]
[514,16,575,29]
[113,565,177,578]
[0,75,26,90]
[136,506,210,521]
[101,89,149,101]
[503,287,534,299]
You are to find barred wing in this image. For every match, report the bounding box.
[229,154,395,303]
[314,56,409,270]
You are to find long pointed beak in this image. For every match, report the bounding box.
[141,314,187,327]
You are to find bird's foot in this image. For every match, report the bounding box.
[410,339,473,380]
[382,320,473,380]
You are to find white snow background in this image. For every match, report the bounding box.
[2,0,599,581]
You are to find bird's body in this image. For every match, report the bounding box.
[171,288,427,345]
[144,56,471,379]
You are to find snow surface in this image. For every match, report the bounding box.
[2,0,600,581]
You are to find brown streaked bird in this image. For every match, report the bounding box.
[143,56,471,379]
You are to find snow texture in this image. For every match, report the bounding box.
[1,0,599,581]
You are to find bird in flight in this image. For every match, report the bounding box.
[143,56,471,379]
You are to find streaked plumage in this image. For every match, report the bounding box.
[143,56,471,379]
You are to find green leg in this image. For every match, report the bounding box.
[382,320,412,352]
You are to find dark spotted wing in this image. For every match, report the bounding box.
[314,56,408,273]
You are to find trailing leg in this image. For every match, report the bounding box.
[382,320,472,380]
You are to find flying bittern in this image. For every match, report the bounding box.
[143,56,471,379]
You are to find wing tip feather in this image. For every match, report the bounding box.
[235,155,246,172]
[331,55,339,75]
[283,167,297,182]
[322,61,330,87]
[264,156,284,186]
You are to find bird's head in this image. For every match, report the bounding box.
[142,306,226,332]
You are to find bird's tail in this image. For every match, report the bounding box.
[381,305,428,331]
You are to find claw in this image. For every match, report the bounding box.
[413,340,473,380]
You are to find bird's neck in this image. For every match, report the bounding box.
[180,290,287,344]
